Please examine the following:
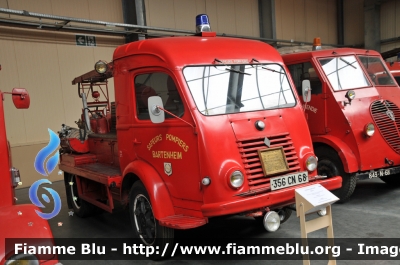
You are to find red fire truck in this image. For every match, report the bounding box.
[58,17,341,250]
[282,39,400,202]
[0,68,59,264]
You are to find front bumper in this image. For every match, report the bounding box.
[356,165,400,180]
[201,176,342,217]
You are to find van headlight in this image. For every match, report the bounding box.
[5,253,39,265]
[364,123,375,137]
[229,170,244,189]
[346,90,356,101]
[94,60,108,74]
[305,155,317,172]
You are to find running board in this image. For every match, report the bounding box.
[159,215,208,229]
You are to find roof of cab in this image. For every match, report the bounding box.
[281,48,381,63]
[113,35,283,66]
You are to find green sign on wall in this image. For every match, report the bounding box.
[76,35,96,47]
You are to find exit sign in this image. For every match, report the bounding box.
[76,35,96,47]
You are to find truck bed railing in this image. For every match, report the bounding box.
[72,62,113,112]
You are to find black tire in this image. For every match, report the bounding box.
[67,173,101,218]
[315,146,357,203]
[129,181,174,258]
[380,175,400,186]
[277,208,292,224]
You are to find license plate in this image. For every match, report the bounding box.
[368,169,391,179]
[270,171,309,191]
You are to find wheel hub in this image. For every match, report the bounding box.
[70,175,81,209]
[133,194,156,244]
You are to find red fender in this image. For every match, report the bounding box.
[122,160,175,220]
[0,204,59,264]
[313,135,359,173]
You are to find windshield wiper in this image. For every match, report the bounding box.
[261,66,282,73]
[249,59,282,74]
[214,58,251,75]
[225,67,251,75]
[340,58,357,69]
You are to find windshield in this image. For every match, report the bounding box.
[319,55,370,91]
[183,64,296,116]
[358,56,396,86]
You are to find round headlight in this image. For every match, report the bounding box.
[229,170,244,189]
[94,60,108,74]
[305,155,318,172]
[5,254,39,265]
[364,123,375,137]
[346,90,356,100]
[263,211,281,232]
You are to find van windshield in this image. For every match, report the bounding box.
[358,56,396,86]
[183,64,296,116]
[319,55,370,91]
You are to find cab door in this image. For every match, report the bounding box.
[130,70,202,202]
[287,61,327,135]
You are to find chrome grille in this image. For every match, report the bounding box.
[370,100,400,153]
[237,132,300,192]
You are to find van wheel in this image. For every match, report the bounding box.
[67,174,100,217]
[380,175,400,186]
[129,181,174,258]
[315,146,357,203]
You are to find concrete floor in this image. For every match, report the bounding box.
[15,177,400,265]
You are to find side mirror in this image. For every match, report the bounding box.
[12,88,30,109]
[148,96,165,123]
[302,80,311,103]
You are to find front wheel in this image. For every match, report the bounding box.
[315,146,357,203]
[129,181,174,258]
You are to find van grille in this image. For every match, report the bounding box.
[370,100,400,153]
[237,132,300,192]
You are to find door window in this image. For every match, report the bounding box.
[287,62,323,96]
[134,73,184,120]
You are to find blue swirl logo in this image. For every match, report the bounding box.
[30,128,62,219]
[29,179,61,219]
[34,128,60,176]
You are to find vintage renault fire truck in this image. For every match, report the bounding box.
[58,16,341,251]
[0,67,59,264]
[282,39,400,202]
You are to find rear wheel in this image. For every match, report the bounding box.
[315,146,357,203]
[129,181,174,258]
[66,173,100,217]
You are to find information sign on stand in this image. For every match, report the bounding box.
[295,184,339,265]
